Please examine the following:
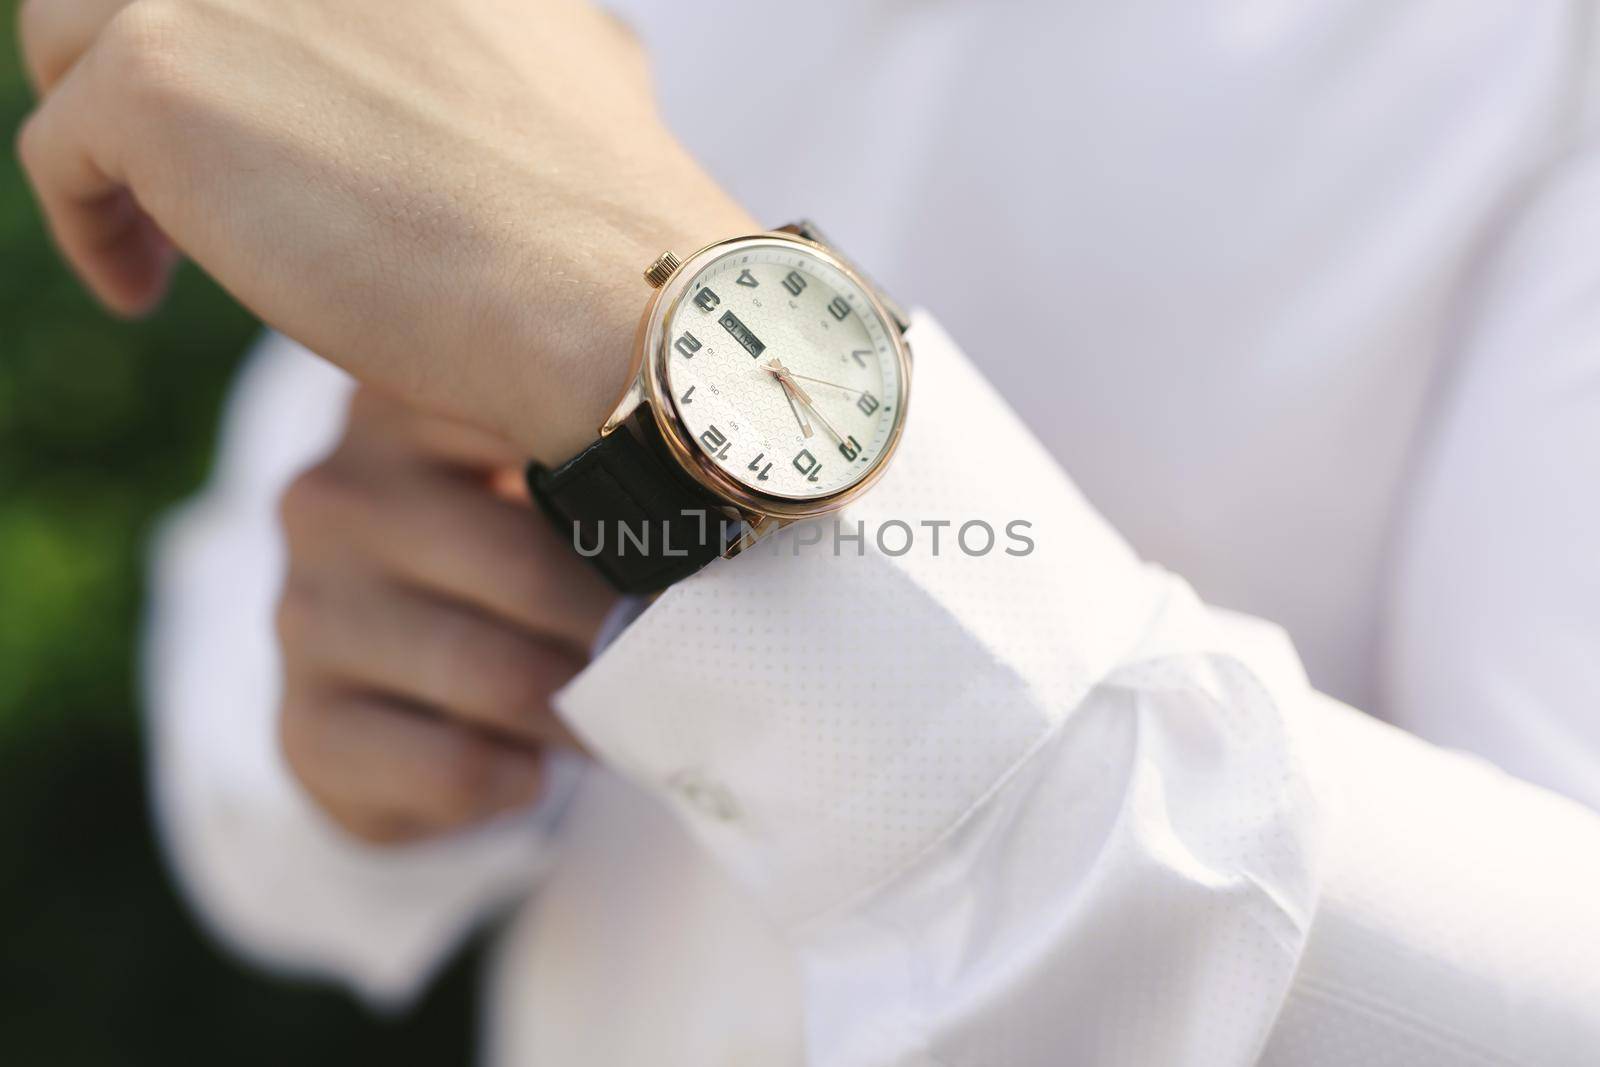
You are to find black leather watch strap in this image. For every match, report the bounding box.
[526,426,733,595]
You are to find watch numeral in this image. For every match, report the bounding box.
[782,271,807,297]
[693,287,721,312]
[857,391,880,416]
[793,448,822,482]
[700,424,732,460]
[747,452,772,481]
[679,385,695,405]
[838,436,862,461]
[674,331,702,359]
[735,269,759,287]
[827,295,851,321]
[850,349,870,368]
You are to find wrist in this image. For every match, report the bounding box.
[496,180,758,464]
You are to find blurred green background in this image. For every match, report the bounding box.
[0,11,479,1064]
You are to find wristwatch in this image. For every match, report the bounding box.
[527,221,913,595]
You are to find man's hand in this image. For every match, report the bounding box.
[275,389,616,844]
[15,0,756,462]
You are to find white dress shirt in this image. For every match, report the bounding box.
[145,2,1600,1063]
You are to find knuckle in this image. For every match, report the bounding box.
[348,816,426,847]
[317,801,414,847]
[345,387,399,428]
[98,1,195,100]
[275,697,319,785]
[278,462,357,538]
[16,0,42,52]
[277,701,421,848]
[600,10,648,68]
[14,111,43,175]
[276,473,319,535]
[272,577,316,650]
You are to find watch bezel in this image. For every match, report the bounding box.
[605,231,912,523]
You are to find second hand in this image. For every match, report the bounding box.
[777,370,868,397]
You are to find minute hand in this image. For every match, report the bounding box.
[764,361,847,445]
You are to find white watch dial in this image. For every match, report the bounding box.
[663,243,904,500]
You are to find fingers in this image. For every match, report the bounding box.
[366,477,616,651]
[273,393,615,846]
[280,461,615,653]
[274,415,605,846]
[18,0,130,92]
[15,30,175,315]
[280,690,546,844]
[278,572,585,749]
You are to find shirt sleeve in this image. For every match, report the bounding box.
[141,332,574,1008]
[555,314,1600,1064]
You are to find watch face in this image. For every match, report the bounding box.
[662,242,906,501]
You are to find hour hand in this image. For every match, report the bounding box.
[762,358,811,400]
[766,359,845,445]
[767,363,813,437]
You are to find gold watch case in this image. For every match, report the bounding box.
[600,229,913,557]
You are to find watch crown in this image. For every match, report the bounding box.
[643,250,683,289]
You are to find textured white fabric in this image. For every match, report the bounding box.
[140,1,1600,1062]
[1266,699,1600,1067]
[510,320,1600,1065]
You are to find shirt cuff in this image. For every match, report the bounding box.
[553,312,1173,924]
